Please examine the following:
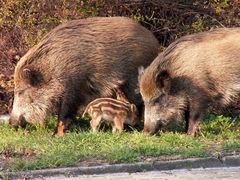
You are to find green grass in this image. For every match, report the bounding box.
[0,114,239,172]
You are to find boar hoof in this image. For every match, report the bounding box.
[53,121,65,138]
[144,131,152,136]
[52,131,64,138]
[186,130,196,137]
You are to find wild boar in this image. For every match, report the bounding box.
[139,28,240,136]
[82,98,139,132]
[9,17,159,136]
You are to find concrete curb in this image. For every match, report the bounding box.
[2,155,240,179]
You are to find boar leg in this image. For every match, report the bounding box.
[53,98,77,137]
[184,109,190,133]
[54,120,67,137]
[112,116,124,132]
[186,103,206,136]
[54,118,72,137]
[90,116,102,132]
[112,124,117,132]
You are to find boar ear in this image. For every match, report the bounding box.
[156,70,170,92]
[134,87,140,94]
[22,68,42,86]
[138,66,145,82]
[130,104,137,113]
[22,68,31,80]
[137,66,145,94]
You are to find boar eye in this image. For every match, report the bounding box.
[18,90,24,96]
[15,89,25,96]
[154,94,166,105]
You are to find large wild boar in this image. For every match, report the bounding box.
[9,17,159,136]
[139,28,240,136]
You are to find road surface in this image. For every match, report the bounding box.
[35,166,240,180]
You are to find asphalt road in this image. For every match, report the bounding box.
[35,166,240,180]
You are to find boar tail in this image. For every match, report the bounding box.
[82,103,91,118]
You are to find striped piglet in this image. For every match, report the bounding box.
[83,98,139,132]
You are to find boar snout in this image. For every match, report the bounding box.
[144,120,162,135]
[9,114,27,128]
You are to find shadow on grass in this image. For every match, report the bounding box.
[68,115,146,133]
[5,113,239,138]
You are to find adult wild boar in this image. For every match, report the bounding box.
[139,28,240,136]
[9,17,159,136]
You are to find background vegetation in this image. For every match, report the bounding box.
[0,0,240,114]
